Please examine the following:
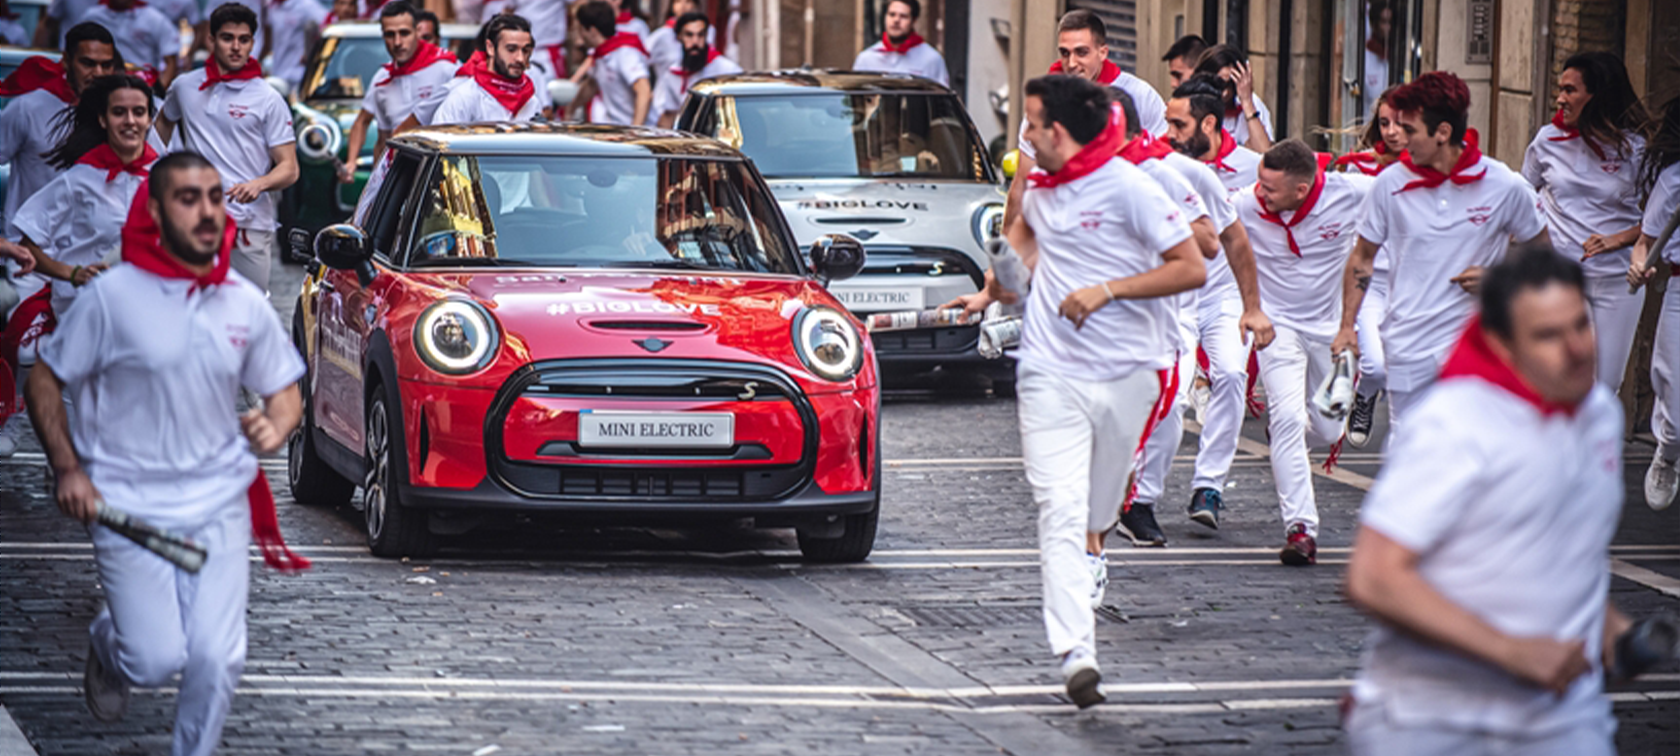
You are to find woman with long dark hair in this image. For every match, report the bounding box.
[1629,95,1680,510]
[1524,51,1648,392]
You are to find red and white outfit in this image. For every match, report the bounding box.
[45,0,99,45]
[75,2,180,75]
[1235,164,1372,537]
[851,32,949,87]
[1016,60,1167,146]
[1356,134,1544,430]
[162,59,296,294]
[0,57,76,237]
[362,41,459,132]
[40,186,308,756]
[649,46,740,125]
[646,16,715,78]
[615,8,649,42]
[1333,145,1398,406]
[585,31,649,126]
[1522,111,1646,391]
[1347,320,1620,756]
[512,0,574,80]
[8,144,157,315]
[1221,95,1274,148]
[1642,162,1680,465]
[1015,116,1190,659]
[265,0,329,90]
[430,53,543,123]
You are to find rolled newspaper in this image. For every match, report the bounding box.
[864,308,982,333]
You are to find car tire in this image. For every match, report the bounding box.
[288,307,355,507]
[363,390,437,558]
[797,449,881,563]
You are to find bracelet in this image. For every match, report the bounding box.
[69,265,82,286]
[1101,282,1115,303]
[1246,110,1262,121]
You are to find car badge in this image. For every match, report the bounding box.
[852,229,879,241]
[634,337,671,353]
[738,381,759,401]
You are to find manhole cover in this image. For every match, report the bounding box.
[893,604,1128,627]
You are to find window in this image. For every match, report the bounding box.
[713,93,991,181]
[366,150,423,258]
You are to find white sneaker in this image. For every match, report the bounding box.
[1059,648,1105,709]
[0,432,15,458]
[1646,457,1680,511]
[1087,552,1108,610]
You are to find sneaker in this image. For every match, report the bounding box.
[1188,488,1223,529]
[1087,552,1109,609]
[1279,523,1317,566]
[0,432,15,458]
[1347,390,1378,448]
[83,643,129,722]
[1060,648,1105,709]
[1646,457,1679,511]
[1118,503,1167,547]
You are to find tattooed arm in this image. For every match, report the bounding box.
[1330,236,1380,357]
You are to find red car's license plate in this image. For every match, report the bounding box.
[576,411,735,449]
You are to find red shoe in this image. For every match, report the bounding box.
[1280,523,1316,566]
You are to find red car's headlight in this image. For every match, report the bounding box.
[415,300,499,375]
[793,306,863,382]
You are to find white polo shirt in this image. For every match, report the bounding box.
[38,265,305,528]
[147,0,201,27]
[1643,162,1680,265]
[1206,138,1261,198]
[649,54,741,125]
[1522,126,1645,278]
[1236,171,1373,339]
[266,0,329,88]
[1220,94,1274,148]
[75,4,179,73]
[363,57,460,131]
[162,68,296,232]
[46,0,98,45]
[0,88,73,234]
[617,14,649,42]
[8,162,151,314]
[521,0,572,51]
[1134,154,1209,353]
[1356,376,1621,736]
[430,73,543,123]
[1358,154,1545,390]
[1017,158,1192,380]
[852,39,949,87]
[1016,70,1168,156]
[1163,150,1239,308]
[590,44,649,126]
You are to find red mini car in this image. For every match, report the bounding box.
[287,124,880,561]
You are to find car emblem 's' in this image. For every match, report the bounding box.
[738,381,759,401]
[634,337,671,353]
[852,229,878,241]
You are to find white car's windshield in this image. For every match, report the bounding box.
[714,93,988,181]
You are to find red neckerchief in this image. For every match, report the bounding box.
[454,49,484,78]
[471,63,534,114]
[615,9,632,23]
[0,55,75,103]
[1439,315,1579,417]
[663,16,675,28]
[672,46,723,93]
[879,32,925,54]
[1331,140,1396,175]
[1048,58,1121,86]
[199,56,263,90]
[1395,127,1486,193]
[1118,130,1172,164]
[1547,107,1607,161]
[1028,104,1125,189]
[1365,37,1385,58]
[591,31,648,60]
[75,143,156,182]
[378,40,456,85]
[1206,129,1241,173]
[1256,155,1334,257]
[118,182,312,572]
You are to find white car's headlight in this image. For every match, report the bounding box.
[415,300,499,375]
[295,105,343,163]
[793,307,863,382]
[972,203,1004,247]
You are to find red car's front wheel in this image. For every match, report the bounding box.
[364,391,438,558]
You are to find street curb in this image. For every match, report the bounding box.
[0,705,36,756]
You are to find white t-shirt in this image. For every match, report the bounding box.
[162,68,297,232]
[1643,162,1680,265]
[649,54,741,125]
[1357,154,1545,388]
[851,39,949,87]
[429,74,544,124]
[590,45,649,126]
[46,0,98,45]
[8,161,151,314]
[266,0,329,88]
[75,4,179,72]
[362,57,460,131]
[0,88,74,235]
[1220,94,1274,148]
[1017,159,1193,379]
[1016,70,1168,159]
[516,0,572,49]
[1522,126,1645,278]
[147,0,201,26]
[1236,172,1373,339]
[1206,139,1262,198]
[617,15,649,42]
[1134,155,1209,353]
[1356,377,1621,736]
[1363,48,1388,119]
[1163,150,1239,307]
[38,265,305,529]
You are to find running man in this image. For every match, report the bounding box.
[851,0,948,86]
[0,22,118,235]
[430,13,542,123]
[648,11,740,128]
[340,1,458,182]
[75,0,178,86]
[575,0,650,126]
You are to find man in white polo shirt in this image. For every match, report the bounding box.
[264,0,328,93]
[25,151,307,756]
[1331,72,1546,433]
[430,13,542,123]
[340,1,458,183]
[851,0,947,86]
[1005,74,1202,708]
[1236,139,1373,565]
[1344,247,1631,756]
[75,0,180,86]
[575,0,649,126]
[648,11,739,128]
[158,2,299,296]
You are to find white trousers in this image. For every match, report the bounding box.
[1257,326,1344,537]
[1133,347,1198,504]
[91,499,250,756]
[1344,700,1616,756]
[231,228,275,296]
[1651,285,1680,462]
[1584,272,1642,394]
[1192,292,1247,491]
[1356,275,1389,399]
[1018,362,1160,657]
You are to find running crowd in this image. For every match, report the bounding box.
[0,0,1675,753]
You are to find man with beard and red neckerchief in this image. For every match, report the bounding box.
[157,3,299,299]
[574,0,649,126]
[432,13,542,123]
[340,1,457,183]
[1330,85,1401,449]
[648,11,739,128]
[1004,75,1202,708]
[74,0,179,86]
[851,0,947,86]
[646,0,708,79]
[1330,71,1546,437]
[24,151,308,756]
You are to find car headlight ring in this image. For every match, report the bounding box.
[295,105,343,163]
[972,203,1004,247]
[414,300,499,375]
[792,306,863,382]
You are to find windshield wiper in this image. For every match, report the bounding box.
[408,257,553,268]
[598,260,715,270]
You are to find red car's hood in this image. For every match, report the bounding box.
[403,269,872,389]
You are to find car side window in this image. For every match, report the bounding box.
[677,95,711,133]
[366,150,424,261]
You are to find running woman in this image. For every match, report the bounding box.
[1190,44,1272,151]
[24,150,308,756]
[1522,52,1648,394]
[1630,96,1680,510]
[1331,85,1402,448]
[1330,71,1546,434]
[340,1,458,183]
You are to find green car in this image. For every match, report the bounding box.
[279,21,479,236]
